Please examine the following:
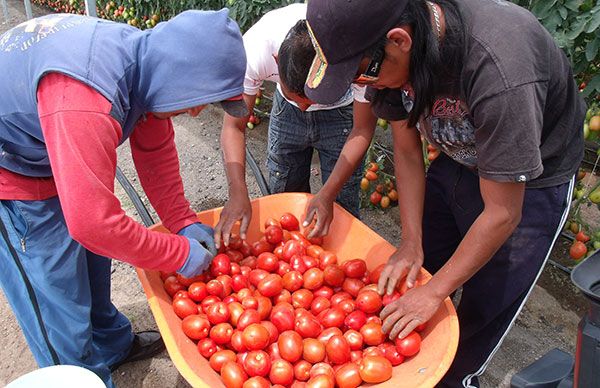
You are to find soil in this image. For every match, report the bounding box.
[0,2,593,387]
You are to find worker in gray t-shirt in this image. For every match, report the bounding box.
[302,0,585,386]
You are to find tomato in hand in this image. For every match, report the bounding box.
[395,331,421,357]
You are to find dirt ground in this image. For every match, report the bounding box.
[0,2,590,387]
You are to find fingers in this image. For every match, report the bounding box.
[389,315,416,341]
[386,262,408,296]
[239,213,250,241]
[302,207,316,228]
[214,218,224,249]
[396,319,420,340]
[406,263,421,289]
[381,308,402,333]
[377,265,393,295]
[380,297,401,320]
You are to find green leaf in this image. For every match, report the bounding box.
[531,0,558,18]
[559,6,568,19]
[581,74,600,98]
[565,0,583,11]
[565,16,590,39]
[586,10,600,33]
[586,37,600,61]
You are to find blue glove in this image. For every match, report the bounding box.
[178,223,217,256]
[176,223,217,278]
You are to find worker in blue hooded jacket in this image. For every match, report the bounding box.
[0,10,247,386]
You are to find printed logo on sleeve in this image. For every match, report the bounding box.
[0,15,85,53]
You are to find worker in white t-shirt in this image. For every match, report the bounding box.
[214,3,377,247]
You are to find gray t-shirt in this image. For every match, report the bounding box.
[370,0,585,188]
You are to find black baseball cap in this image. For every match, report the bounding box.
[304,0,409,104]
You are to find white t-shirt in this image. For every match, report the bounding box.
[242,3,367,112]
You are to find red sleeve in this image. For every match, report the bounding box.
[130,115,197,233]
[36,72,188,272]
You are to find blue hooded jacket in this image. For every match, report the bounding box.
[0,10,246,177]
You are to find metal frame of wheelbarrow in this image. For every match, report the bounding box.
[116,146,270,228]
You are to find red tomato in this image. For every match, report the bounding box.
[163,275,185,297]
[242,323,270,351]
[209,349,236,372]
[216,275,233,296]
[313,285,334,299]
[274,245,285,261]
[310,363,335,380]
[360,322,385,346]
[379,342,405,366]
[350,350,363,363]
[323,265,345,287]
[330,292,352,306]
[335,362,362,388]
[226,249,244,263]
[319,307,345,328]
[278,330,304,363]
[382,291,401,306]
[294,360,312,381]
[395,331,421,357]
[342,278,364,298]
[290,255,309,273]
[292,289,314,309]
[261,320,279,345]
[359,356,393,383]
[173,290,190,300]
[210,253,231,277]
[177,273,203,287]
[342,259,367,279]
[240,256,257,269]
[181,314,210,340]
[197,337,217,358]
[267,342,281,360]
[326,335,351,364]
[242,376,270,388]
[337,299,355,314]
[365,315,382,325]
[223,295,238,304]
[230,330,247,352]
[280,213,300,231]
[210,322,234,345]
[310,296,331,316]
[239,241,253,258]
[221,361,248,388]
[269,359,295,386]
[295,315,322,338]
[355,290,383,314]
[344,330,364,350]
[248,269,269,287]
[282,240,306,262]
[257,252,279,272]
[317,327,343,344]
[200,295,221,313]
[237,309,261,331]
[172,297,198,319]
[266,303,291,332]
[274,289,292,305]
[265,225,284,245]
[415,321,427,332]
[242,296,258,310]
[252,240,274,257]
[344,310,367,331]
[244,350,271,377]
[257,274,283,297]
[306,374,335,388]
[303,338,326,363]
[160,271,175,282]
[319,251,338,269]
[282,271,304,292]
[231,262,242,275]
[302,255,319,270]
[232,274,249,292]
[187,281,207,302]
[303,268,324,290]
[265,217,280,228]
[255,296,272,320]
[277,261,292,276]
[370,264,386,284]
[306,245,324,259]
[362,346,384,358]
[206,279,225,298]
[205,301,230,325]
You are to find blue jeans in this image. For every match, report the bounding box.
[267,90,362,217]
[422,154,573,388]
[0,197,133,387]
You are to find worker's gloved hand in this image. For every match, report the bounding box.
[178,223,217,256]
[176,223,217,278]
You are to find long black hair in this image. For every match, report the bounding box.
[396,0,466,127]
[278,20,314,98]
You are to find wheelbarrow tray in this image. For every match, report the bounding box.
[137,193,459,387]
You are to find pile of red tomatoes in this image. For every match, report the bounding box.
[161,212,425,388]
